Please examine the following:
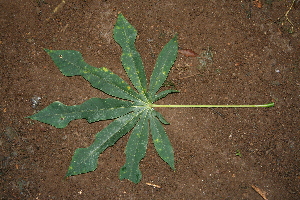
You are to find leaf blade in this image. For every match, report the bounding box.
[150,111,175,170]
[44,49,143,102]
[27,98,136,128]
[149,36,178,99]
[152,89,179,103]
[152,110,169,125]
[119,110,149,183]
[113,14,147,99]
[66,110,144,177]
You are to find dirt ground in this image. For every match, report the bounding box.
[1,0,299,199]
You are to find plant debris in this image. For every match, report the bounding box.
[178,49,198,57]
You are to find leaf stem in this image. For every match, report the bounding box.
[151,102,274,108]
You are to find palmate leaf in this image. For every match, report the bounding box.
[27,13,179,184]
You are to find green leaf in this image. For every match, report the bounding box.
[148,36,178,99]
[66,110,144,177]
[150,111,175,170]
[113,14,147,100]
[153,89,179,103]
[119,110,149,183]
[152,109,169,125]
[26,13,273,185]
[44,49,143,102]
[27,98,136,128]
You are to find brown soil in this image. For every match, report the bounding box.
[1,0,299,199]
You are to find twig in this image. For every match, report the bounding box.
[252,185,268,200]
[146,182,161,188]
[276,0,296,33]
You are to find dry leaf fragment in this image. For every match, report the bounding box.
[146,182,161,188]
[252,185,268,200]
[53,0,66,13]
[253,0,263,8]
[178,49,198,57]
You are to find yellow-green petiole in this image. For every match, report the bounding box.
[151,102,274,108]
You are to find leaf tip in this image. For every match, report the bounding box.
[173,33,178,41]
[44,48,51,53]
